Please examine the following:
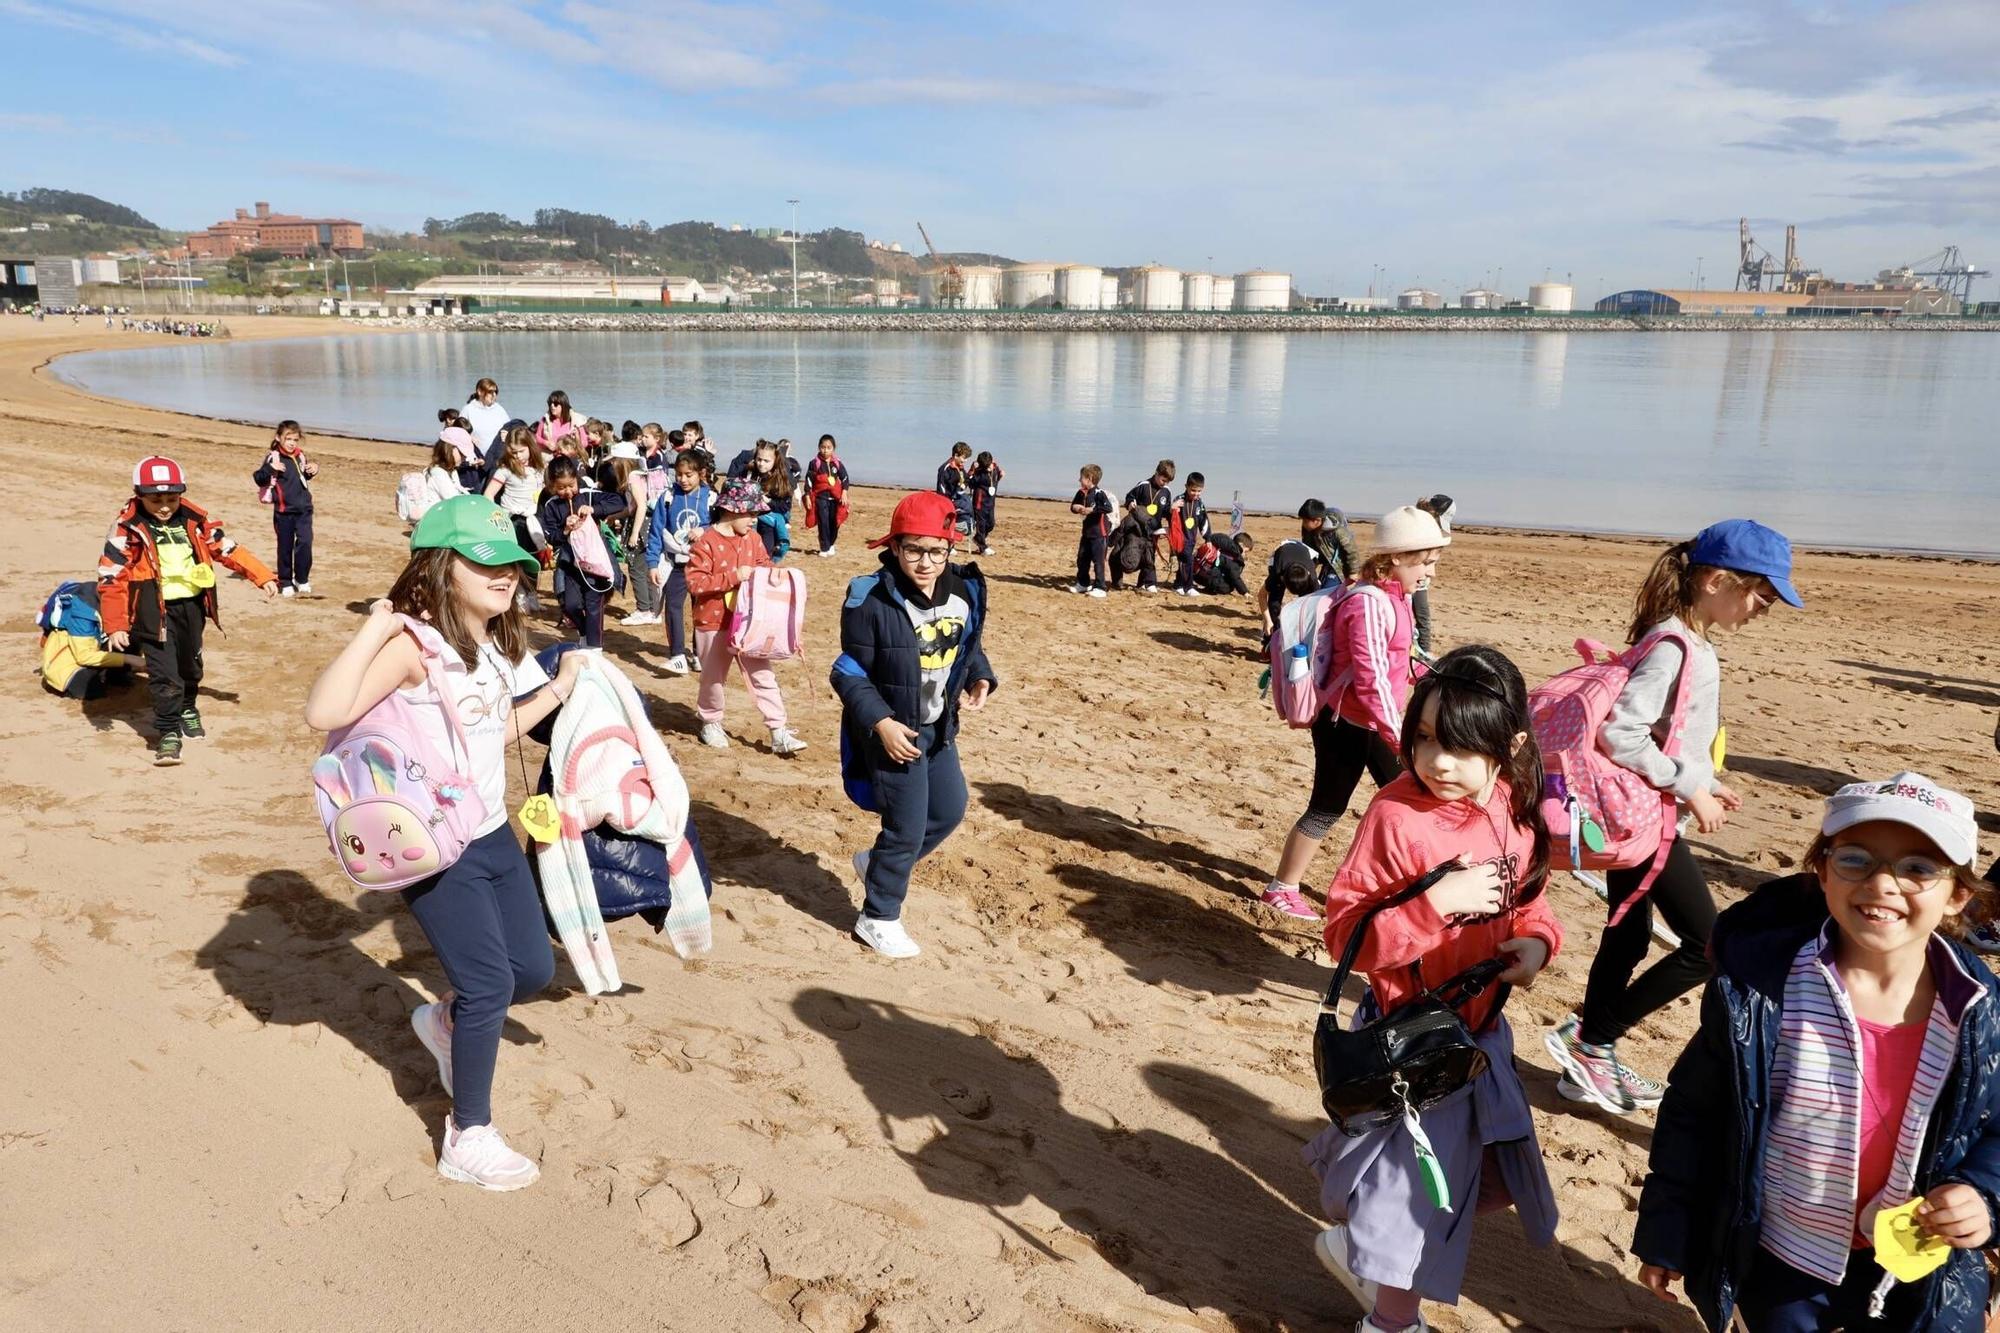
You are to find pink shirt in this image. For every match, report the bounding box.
[1327,580,1417,744]
[1853,1015,1927,1245]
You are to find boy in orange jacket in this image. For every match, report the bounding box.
[100,456,278,765]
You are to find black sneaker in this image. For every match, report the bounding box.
[179,708,206,739]
[153,733,184,766]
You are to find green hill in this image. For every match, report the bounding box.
[0,187,175,254]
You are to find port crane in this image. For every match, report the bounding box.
[1900,246,1989,306]
[916,221,963,308]
[1735,218,1812,293]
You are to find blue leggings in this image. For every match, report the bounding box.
[863,723,967,921]
[402,825,554,1129]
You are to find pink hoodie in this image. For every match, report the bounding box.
[1327,580,1417,744]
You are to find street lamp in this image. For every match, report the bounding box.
[787,198,800,309]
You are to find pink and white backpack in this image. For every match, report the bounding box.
[729,567,807,661]
[1267,582,1389,728]
[394,470,431,525]
[311,617,486,892]
[1528,629,1692,921]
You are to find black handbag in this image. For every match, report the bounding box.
[1313,862,1513,1136]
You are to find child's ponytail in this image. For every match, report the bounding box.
[1627,540,1699,646]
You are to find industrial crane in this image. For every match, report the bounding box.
[1901,246,1989,306]
[916,221,963,308]
[1735,218,1812,293]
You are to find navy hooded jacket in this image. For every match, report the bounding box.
[1633,873,2000,1331]
[829,557,996,809]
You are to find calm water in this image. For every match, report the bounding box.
[54,329,2000,554]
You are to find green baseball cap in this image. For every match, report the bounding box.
[410,495,539,575]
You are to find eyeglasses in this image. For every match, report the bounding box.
[1826,845,1952,890]
[1747,584,1775,611]
[898,544,951,565]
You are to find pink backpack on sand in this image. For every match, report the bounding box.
[729,567,807,661]
[311,617,487,892]
[1528,629,1693,921]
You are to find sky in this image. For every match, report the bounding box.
[7,0,2000,302]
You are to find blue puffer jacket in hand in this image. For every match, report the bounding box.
[1633,872,2000,1332]
[525,643,713,931]
[829,558,996,811]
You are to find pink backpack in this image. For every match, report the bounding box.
[1268,582,1387,728]
[1529,629,1693,921]
[570,506,617,580]
[729,567,806,661]
[311,617,487,892]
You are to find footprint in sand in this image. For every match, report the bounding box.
[928,1076,994,1120]
[713,1167,771,1208]
[810,993,862,1032]
[635,1182,701,1249]
[280,1149,356,1228]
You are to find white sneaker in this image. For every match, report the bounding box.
[294,582,312,597]
[1173,587,1191,597]
[280,585,297,599]
[824,546,837,556]
[662,654,690,676]
[1087,587,1107,599]
[437,1121,539,1191]
[854,913,920,959]
[411,1001,454,1097]
[699,722,729,748]
[1186,587,1205,597]
[1358,1317,1427,1333]
[769,727,809,756]
[1138,585,1160,595]
[980,546,995,556]
[1315,1226,1380,1312]
[621,611,659,626]
[1068,583,1088,594]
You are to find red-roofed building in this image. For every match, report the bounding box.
[185,202,364,258]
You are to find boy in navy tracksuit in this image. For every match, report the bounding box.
[1069,464,1113,596]
[936,442,974,539]
[1171,471,1211,596]
[1118,459,1175,593]
[968,450,1003,555]
[251,419,318,596]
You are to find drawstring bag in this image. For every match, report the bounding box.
[1314,861,1511,1139]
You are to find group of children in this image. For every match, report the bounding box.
[1064,457,1261,600]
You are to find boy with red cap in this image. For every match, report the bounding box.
[99,456,279,765]
[830,491,998,958]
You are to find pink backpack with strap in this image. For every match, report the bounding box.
[1528,629,1693,921]
[311,617,487,891]
[729,567,806,661]
[1269,583,1347,727]
[569,504,617,580]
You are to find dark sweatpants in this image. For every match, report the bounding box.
[863,723,968,922]
[1578,837,1715,1047]
[144,596,206,735]
[972,495,996,547]
[401,825,555,1129]
[815,492,842,552]
[662,565,690,658]
[1075,533,1108,590]
[558,564,606,648]
[274,510,314,588]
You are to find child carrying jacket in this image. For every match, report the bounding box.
[251,419,317,596]
[100,455,278,765]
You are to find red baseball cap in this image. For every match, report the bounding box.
[867,491,960,549]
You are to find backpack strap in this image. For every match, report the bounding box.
[1319,861,1462,1020]
[398,615,478,773]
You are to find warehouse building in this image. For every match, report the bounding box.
[1597,285,1958,317]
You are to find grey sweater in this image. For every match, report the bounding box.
[1599,616,1720,802]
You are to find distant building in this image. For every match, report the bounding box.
[186,202,364,258]
[1396,288,1443,310]
[1595,286,1958,317]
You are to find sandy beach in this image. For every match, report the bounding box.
[3,313,1996,1333]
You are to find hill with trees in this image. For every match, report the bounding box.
[0,187,175,254]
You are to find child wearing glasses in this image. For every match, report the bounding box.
[831,492,997,959]
[1634,773,2000,1331]
[1545,521,1802,1116]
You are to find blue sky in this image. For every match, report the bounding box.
[7,0,2000,301]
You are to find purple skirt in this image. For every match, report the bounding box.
[1302,1013,1559,1303]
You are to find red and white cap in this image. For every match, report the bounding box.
[1824,771,1979,867]
[132,456,187,495]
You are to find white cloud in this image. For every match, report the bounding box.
[813,76,1158,109]
[0,0,242,66]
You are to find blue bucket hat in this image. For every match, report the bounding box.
[1689,519,1802,608]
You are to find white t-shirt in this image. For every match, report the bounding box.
[397,639,550,838]
[462,400,512,450]
[425,465,465,505]
[492,465,542,517]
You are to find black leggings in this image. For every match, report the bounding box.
[1578,837,1715,1046]
[1299,711,1401,834]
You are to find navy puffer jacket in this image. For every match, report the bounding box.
[1633,873,2000,1331]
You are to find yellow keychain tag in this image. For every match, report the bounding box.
[1710,724,1728,772]
[517,794,560,844]
[1873,1199,1950,1282]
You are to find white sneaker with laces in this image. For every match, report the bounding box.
[1087,587,1107,599]
[854,913,921,959]
[1068,583,1088,594]
[824,546,837,556]
[294,582,312,596]
[620,611,659,626]
[698,722,729,748]
[662,654,690,676]
[280,585,297,599]
[437,1121,539,1191]
[411,1001,454,1097]
[769,727,809,756]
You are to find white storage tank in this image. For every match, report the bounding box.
[1133,265,1183,311]
[1003,262,1059,309]
[1529,282,1574,313]
[1234,269,1292,311]
[1209,275,1235,311]
[1182,271,1215,311]
[1459,288,1501,310]
[872,277,900,304]
[917,270,942,305]
[1397,288,1442,310]
[1054,264,1103,310]
[960,265,1002,310]
[1099,273,1121,309]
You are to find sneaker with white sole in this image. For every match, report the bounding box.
[1068,583,1088,594]
[661,654,690,676]
[980,546,995,556]
[280,585,297,599]
[1549,1013,1664,1109]
[1087,587,1107,599]
[1138,585,1160,595]
[437,1121,539,1191]
[1358,1317,1428,1333]
[1314,1225,1380,1312]
[620,611,660,626]
[294,582,312,597]
[1261,884,1321,920]
[824,546,837,557]
[698,722,730,748]
[411,1001,454,1097]
[769,727,808,756]
[1544,1020,1638,1115]
[854,913,921,958]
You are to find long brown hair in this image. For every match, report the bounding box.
[430,439,461,471]
[1627,539,1747,645]
[501,423,542,477]
[385,548,528,671]
[1398,644,1550,906]
[755,440,795,502]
